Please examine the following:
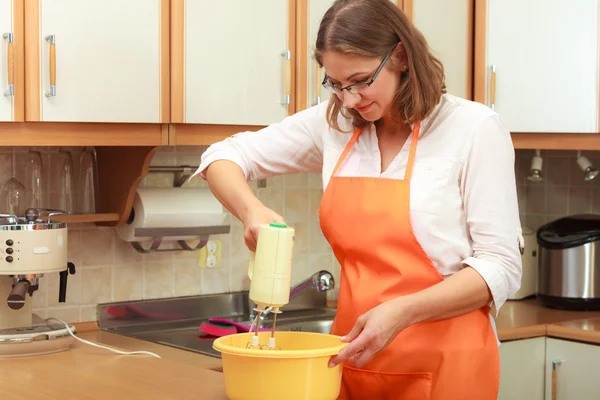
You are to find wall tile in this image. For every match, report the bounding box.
[284,189,310,222]
[284,173,309,188]
[143,262,174,299]
[80,228,115,267]
[525,185,546,214]
[546,185,568,214]
[113,263,144,302]
[81,267,113,305]
[569,187,593,214]
[201,266,230,295]
[292,222,310,254]
[545,157,570,186]
[174,259,203,296]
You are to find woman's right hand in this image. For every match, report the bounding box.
[243,205,286,252]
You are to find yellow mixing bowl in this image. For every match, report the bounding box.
[213,331,348,400]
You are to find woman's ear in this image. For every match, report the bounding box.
[392,42,408,72]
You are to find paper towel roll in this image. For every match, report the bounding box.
[117,187,227,243]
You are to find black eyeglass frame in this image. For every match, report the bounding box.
[321,46,397,95]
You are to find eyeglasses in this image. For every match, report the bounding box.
[322,50,394,96]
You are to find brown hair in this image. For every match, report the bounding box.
[315,0,446,131]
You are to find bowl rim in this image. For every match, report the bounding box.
[212,331,349,359]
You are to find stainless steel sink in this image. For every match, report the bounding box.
[271,318,334,334]
[97,290,336,358]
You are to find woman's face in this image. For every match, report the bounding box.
[321,51,402,122]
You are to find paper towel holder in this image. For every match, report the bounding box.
[147,165,197,188]
[129,225,231,253]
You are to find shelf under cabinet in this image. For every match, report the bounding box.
[50,213,120,224]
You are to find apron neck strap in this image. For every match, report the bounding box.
[404,122,421,180]
[330,122,422,179]
[331,128,363,177]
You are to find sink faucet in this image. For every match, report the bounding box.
[248,270,335,324]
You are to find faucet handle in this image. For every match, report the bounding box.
[313,270,335,292]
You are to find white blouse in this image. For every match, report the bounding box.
[195,93,523,316]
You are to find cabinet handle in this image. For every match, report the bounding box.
[281,50,291,106]
[45,34,56,97]
[314,61,323,106]
[552,359,565,400]
[490,64,496,111]
[3,32,14,97]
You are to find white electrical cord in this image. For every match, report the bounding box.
[47,318,161,359]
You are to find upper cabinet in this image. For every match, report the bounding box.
[475,0,600,133]
[303,0,334,110]
[0,0,24,122]
[24,0,169,123]
[171,0,294,126]
[410,0,472,99]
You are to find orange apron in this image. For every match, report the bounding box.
[319,124,500,400]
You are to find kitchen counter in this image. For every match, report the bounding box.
[0,326,227,400]
[4,297,600,400]
[496,298,600,342]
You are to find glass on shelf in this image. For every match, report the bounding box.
[0,177,26,216]
[0,149,27,216]
[25,149,45,209]
[77,147,98,214]
[51,148,75,214]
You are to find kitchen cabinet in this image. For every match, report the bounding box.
[498,337,546,400]
[24,0,169,123]
[409,0,472,99]
[0,0,23,121]
[171,0,294,126]
[545,338,600,400]
[474,0,600,134]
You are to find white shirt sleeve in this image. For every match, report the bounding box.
[459,113,523,315]
[194,104,326,180]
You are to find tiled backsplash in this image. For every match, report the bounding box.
[1,146,337,323]
[516,149,600,231]
[7,146,598,324]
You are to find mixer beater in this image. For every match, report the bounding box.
[245,223,294,351]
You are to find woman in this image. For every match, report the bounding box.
[195,0,522,398]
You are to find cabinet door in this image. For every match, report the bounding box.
[26,0,167,123]
[498,338,546,400]
[412,0,471,99]
[545,338,600,400]
[305,0,335,110]
[482,0,599,133]
[0,0,23,122]
[179,0,291,125]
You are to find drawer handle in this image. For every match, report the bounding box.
[281,49,291,106]
[45,34,56,97]
[552,359,565,400]
[3,32,14,97]
[490,64,496,111]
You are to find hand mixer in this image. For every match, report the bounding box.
[246,223,294,350]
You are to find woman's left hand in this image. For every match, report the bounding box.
[328,297,414,369]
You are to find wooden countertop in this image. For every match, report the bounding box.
[4,297,600,400]
[0,326,227,400]
[496,298,600,342]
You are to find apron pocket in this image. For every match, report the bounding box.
[340,365,432,400]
